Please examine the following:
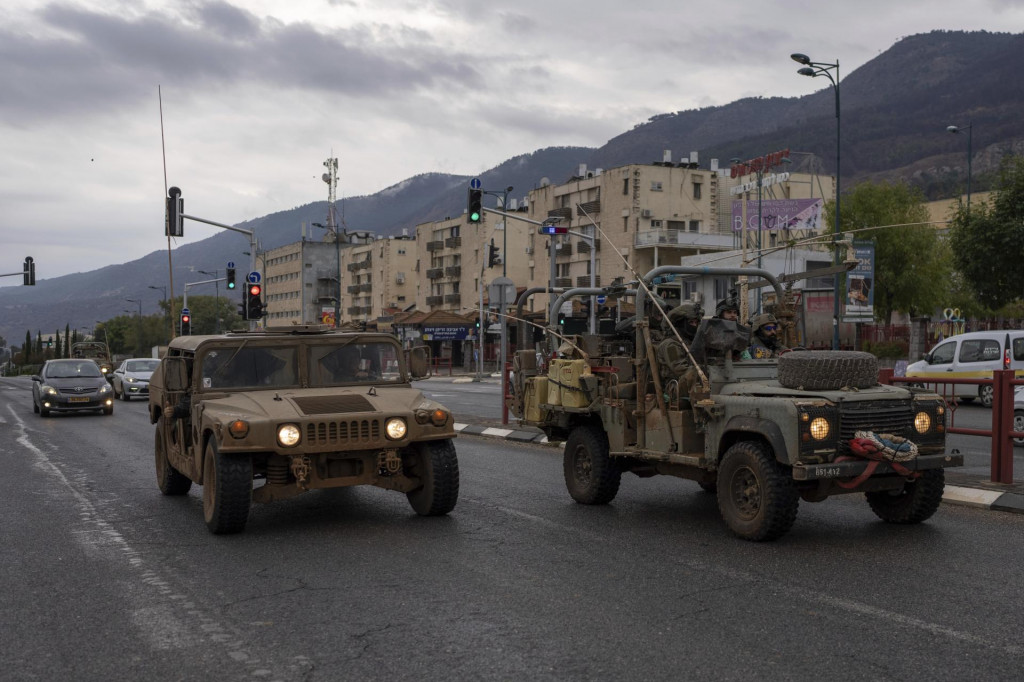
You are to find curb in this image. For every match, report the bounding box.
[453,424,1024,515]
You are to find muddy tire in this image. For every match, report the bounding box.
[865,469,945,524]
[155,417,192,496]
[563,425,621,505]
[979,385,994,408]
[717,441,799,541]
[202,440,252,534]
[406,439,460,516]
[777,350,878,391]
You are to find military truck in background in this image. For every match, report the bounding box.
[148,325,458,534]
[509,266,962,541]
[70,341,113,376]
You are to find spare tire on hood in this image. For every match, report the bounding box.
[777,350,878,391]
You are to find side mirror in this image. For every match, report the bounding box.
[162,357,189,392]
[922,352,932,364]
[407,346,432,380]
[31,375,41,382]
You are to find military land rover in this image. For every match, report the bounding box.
[509,266,962,541]
[148,325,458,534]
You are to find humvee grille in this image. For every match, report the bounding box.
[838,399,913,454]
[306,419,382,446]
[293,395,377,415]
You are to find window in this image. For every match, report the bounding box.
[623,179,629,195]
[713,277,733,300]
[693,182,702,199]
[650,181,663,192]
[650,220,663,228]
[930,341,956,365]
[959,339,1001,363]
[1014,337,1024,362]
[689,220,700,232]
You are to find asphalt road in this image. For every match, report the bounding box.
[3,376,1024,681]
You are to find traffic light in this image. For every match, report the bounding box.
[226,266,236,290]
[245,283,264,319]
[23,256,35,286]
[467,188,483,224]
[166,186,183,237]
[180,312,191,335]
[487,239,501,268]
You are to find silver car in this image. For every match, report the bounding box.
[111,358,161,401]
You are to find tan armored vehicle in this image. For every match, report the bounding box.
[148,325,458,534]
[71,341,114,376]
[510,266,962,541]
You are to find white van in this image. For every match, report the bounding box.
[905,330,1024,406]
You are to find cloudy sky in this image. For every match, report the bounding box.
[2,0,1022,285]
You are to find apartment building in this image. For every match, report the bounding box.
[414,206,532,316]
[339,234,417,323]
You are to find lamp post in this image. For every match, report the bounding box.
[946,122,973,215]
[125,298,143,356]
[313,223,342,327]
[198,270,221,333]
[793,52,841,350]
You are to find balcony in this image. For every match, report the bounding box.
[426,240,444,252]
[576,275,601,287]
[445,236,461,248]
[444,293,461,304]
[347,306,361,315]
[576,239,601,254]
[576,200,601,215]
[426,295,444,306]
[358,282,373,293]
[359,306,373,315]
[427,268,443,279]
[555,277,573,288]
[346,262,359,272]
[547,206,572,220]
[347,284,361,294]
[445,265,462,278]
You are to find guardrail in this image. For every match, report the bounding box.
[879,369,1021,483]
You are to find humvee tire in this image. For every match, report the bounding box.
[777,350,878,391]
[865,469,944,524]
[563,425,621,505]
[202,440,253,534]
[406,439,460,516]
[717,441,799,541]
[155,416,192,496]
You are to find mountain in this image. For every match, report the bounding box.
[2,30,1022,344]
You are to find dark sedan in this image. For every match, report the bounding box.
[32,359,114,417]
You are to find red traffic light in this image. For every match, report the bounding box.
[249,284,262,297]
[181,314,190,323]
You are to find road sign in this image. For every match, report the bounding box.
[181,307,190,314]
[227,260,235,268]
[470,178,482,189]
[488,277,516,308]
[247,271,261,284]
[596,295,607,305]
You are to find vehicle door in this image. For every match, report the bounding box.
[113,361,127,391]
[1010,334,1024,376]
[953,336,1002,400]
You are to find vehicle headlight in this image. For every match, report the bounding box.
[914,411,932,434]
[101,367,108,374]
[809,417,830,441]
[277,424,301,447]
[229,420,250,439]
[41,385,58,396]
[98,383,112,394]
[385,417,408,440]
[125,376,136,383]
[430,409,449,427]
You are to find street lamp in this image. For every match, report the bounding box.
[947,123,973,215]
[313,222,342,327]
[793,52,842,350]
[125,298,143,356]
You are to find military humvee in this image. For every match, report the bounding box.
[71,341,114,376]
[509,266,962,541]
[148,325,458,534]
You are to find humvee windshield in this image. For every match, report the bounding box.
[196,339,403,390]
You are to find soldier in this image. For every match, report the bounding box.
[743,313,785,359]
[714,296,740,321]
[655,302,704,386]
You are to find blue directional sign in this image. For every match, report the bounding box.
[227,260,235,268]
[596,295,607,305]
[181,307,190,315]
[470,178,482,189]
[247,271,261,284]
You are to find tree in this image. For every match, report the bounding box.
[55,329,62,359]
[825,181,952,322]
[24,330,32,365]
[64,323,71,358]
[948,155,1024,310]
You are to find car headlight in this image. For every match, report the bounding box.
[914,411,932,434]
[99,383,112,394]
[124,376,136,383]
[385,417,408,440]
[101,367,108,374]
[277,424,301,447]
[41,385,58,396]
[809,417,830,441]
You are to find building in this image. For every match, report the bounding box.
[339,233,417,324]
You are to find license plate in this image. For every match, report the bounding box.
[68,396,90,403]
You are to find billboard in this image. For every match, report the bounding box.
[731,198,824,232]
[844,241,875,319]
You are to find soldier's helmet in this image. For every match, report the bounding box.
[668,301,704,326]
[715,297,739,317]
[749,312,778,332]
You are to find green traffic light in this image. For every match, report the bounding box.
[470,211,480,222]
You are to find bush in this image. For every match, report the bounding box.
[862,340,909,360]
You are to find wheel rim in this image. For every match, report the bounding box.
[573,444,593,484]
[1015,413,1024,444]
[730,465,761,520]
[981,385,994,406]
[203,453,216,523]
